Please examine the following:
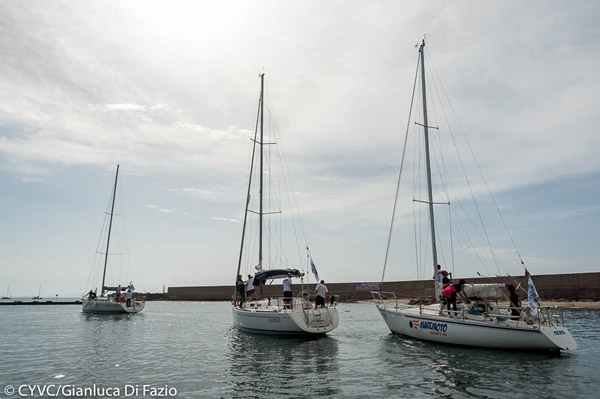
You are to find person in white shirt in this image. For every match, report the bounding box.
[246,274,255,301]
[314,280,328,309]
[282,273,293,309]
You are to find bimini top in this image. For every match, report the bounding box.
[254,268,304,283]
[464,283,506,300]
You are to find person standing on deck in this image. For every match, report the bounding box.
[314,280,328,309]
[282,273,293,309]
[115,285,122,302]
[246,274,255,302]
[236,275,246,307]
[507,284,522,318]
[436,265,451,300]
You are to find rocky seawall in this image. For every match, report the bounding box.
[152,272,600,303]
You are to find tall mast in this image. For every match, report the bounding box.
[259,73,264,269]
[234,75,262,294]
[101,164,119,296]
[419,40,438,273]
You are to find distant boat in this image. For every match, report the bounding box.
[82,165,145,314]
[372,39,576,351]
[2,285,10,300]
[231,74,339,335]
[31,283,42,300]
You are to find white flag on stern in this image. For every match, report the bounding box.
[310,257,320,282]
[525,269,540,317]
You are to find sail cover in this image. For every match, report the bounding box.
[253,268,304,283]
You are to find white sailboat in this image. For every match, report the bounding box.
[82,165,145,314]
[372,40,576,351]
[232,74,339,335]
[31,283,42,300]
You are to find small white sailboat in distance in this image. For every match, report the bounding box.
[2,285,10,300]
[372,39,576,351]
[231,74,339,335]
[82,165,145,314]
[31,283,42,300]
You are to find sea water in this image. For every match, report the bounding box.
[0,302,598,398]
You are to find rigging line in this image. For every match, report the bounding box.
[448,202,490,272]
[433,203,450,273]
[424,52,485,272]
[116,173,131,284]
[449,204,455,275]
[414,198,432,281]
[413,95,424,280]
[412,91,428,280]
[267,110,274,267]
[258,91,302,270]
[85,207,110,292]
[266,107,288,266]
[428,56,511,273]
[381,54,420,285]
[266,99,309,271]
[425,51,503,276]
[412,194,420,280]
[424,55,454,240]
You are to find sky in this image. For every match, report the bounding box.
[1,1,599,297]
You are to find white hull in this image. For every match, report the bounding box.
[232,297,339,335]
[377,303,577,351]
[82,297,145,314]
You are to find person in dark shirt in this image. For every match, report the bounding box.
[507,284,521,318]
[236,274,246,307]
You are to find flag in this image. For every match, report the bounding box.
[310,257,319,282]
[525,269,540,317]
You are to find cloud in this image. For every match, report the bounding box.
[89,103,148,112]
[212,217,239,223]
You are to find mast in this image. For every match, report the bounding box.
[419,40,439,274]
[234,77,263,300]
[258,73,264,269]
[101,164,119,296]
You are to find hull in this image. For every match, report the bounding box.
[232,298,339,335]
[377,304,577,351]
[82,297,145,314]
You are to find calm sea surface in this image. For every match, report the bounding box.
[1,301,598,398]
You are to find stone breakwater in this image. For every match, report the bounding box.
[157,272,600,303]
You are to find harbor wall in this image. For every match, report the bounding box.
[164,272,600,302]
